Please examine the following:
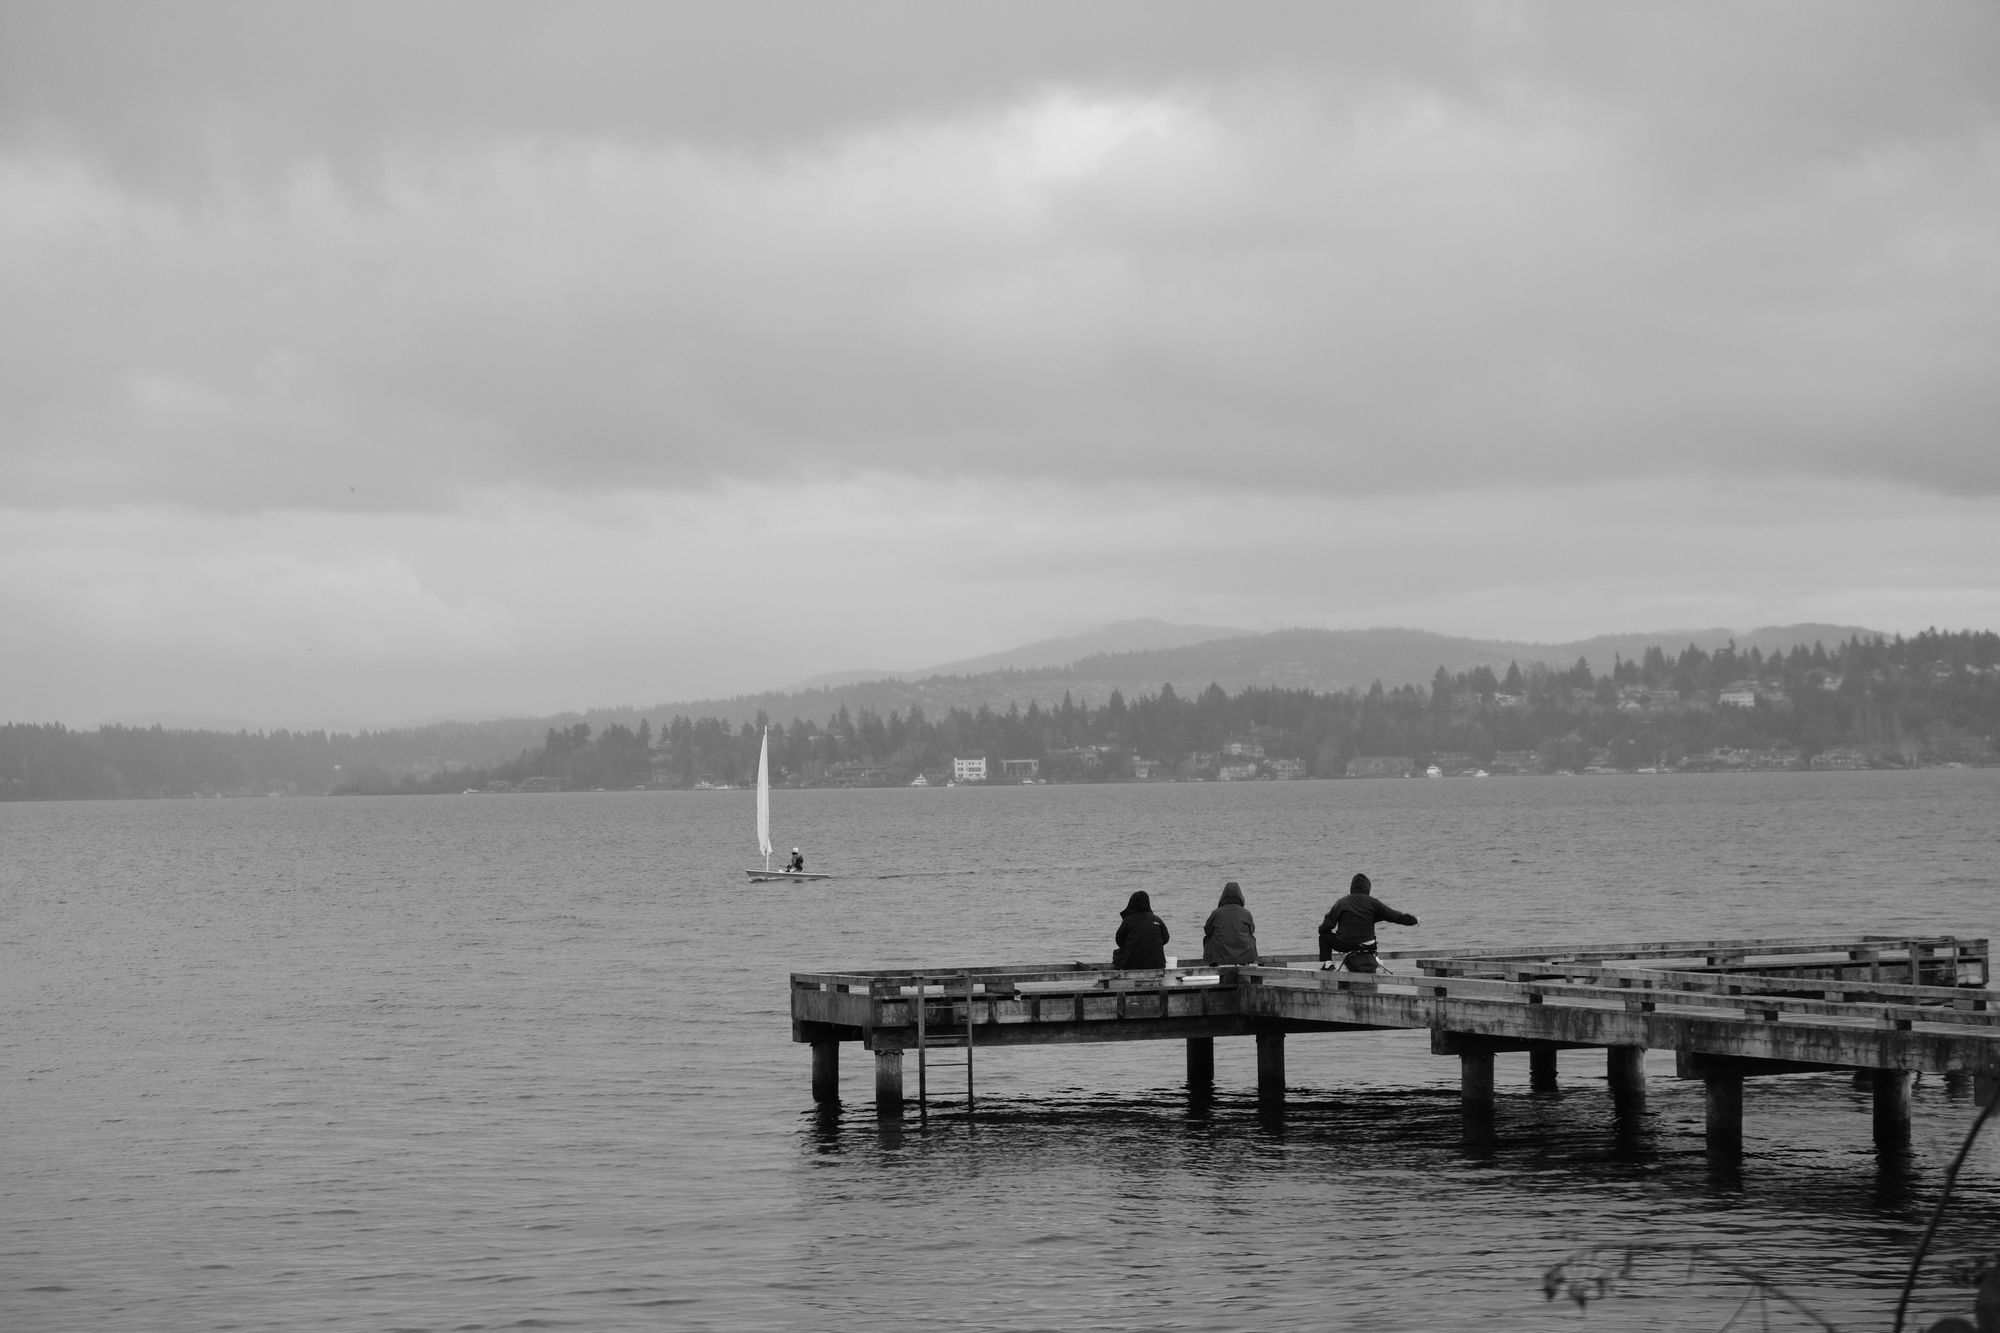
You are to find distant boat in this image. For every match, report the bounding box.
[909,774,929,786]
[744,728,831,882]
[1425,764,1443,778]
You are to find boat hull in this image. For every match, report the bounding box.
[745,869,833,882]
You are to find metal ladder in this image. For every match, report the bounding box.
[915,970,975,1120]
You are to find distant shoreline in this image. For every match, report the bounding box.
[11,760,1981,801]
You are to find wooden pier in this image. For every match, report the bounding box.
[791,935,1999,1153]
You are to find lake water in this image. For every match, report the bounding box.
[5,770,1999,1331]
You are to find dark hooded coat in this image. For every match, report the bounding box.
[1201,882,1259,965]
[1318,879,1418,960]
[1113,890,1170,969]
[1112,892,1168,964]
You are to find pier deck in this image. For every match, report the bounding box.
[791,934,1997,1151]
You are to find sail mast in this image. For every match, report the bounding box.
[756,726,772,871]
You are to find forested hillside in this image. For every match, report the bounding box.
[6,631,1992,798]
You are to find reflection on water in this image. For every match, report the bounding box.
[794,1076,2000,1331]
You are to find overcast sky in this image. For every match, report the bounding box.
[4,2,1997,729]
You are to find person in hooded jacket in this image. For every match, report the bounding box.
[1112,890,1170,969]
[1317,873,1418,971]
[1201,881,1259,965]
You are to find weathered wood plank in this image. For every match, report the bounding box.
[1418,957,1983,1001]
[1257,935,1973,967]
[866,1015,1314,1049]
[1279,972,2000,1030]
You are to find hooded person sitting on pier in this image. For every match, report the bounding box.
[1201,881,1260,965]
[1112,890,1170,970]
[1318,873,1418,972]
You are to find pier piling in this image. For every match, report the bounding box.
[1459,1049,1495,1108]
[1608,1045,1647,1111]
[1705,1074,1745,1155]
[811,1040,839,1104]
[874,1048,903,1118]
[1871,1069,1914,1154]
[1530,1046,1559,1092]
[1255,1031,1286,1113]
[1186,1036,1214,1093]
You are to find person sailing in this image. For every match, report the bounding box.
[1318,873,1418,972]
[787,848,805,873]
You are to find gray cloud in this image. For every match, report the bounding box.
[6,58,1994,512]
[5,2,1999,723]
[5,473,1996,727]
[7,4,1991,171]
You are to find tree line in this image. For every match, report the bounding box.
[4,630,1994,800]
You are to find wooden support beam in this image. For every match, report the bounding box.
[1530,1046,1558,1092]
[1432,1029,1597,1057]
[1871,1069,1914,1154]
[811,1040,839,1104]
[875,1048,903,1119]
[1679,1051,1853,1080]
[1608,1045,1647,1111]
[1705,1074,1744,1154]
[1187,1036,1214,1092]
[1256,1031,1286,1113]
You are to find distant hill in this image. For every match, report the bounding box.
[782,617,1251,690]
[629,622,1884,735]
[85,622,1882,773]
[13,621,1899,791]
[15,624,1984,799]
[910,618,1254,677]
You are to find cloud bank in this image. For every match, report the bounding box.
[3,2,1996,724]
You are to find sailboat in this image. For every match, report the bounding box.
[743,727,831,882]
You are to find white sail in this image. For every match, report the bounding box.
[755,727,772,868]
